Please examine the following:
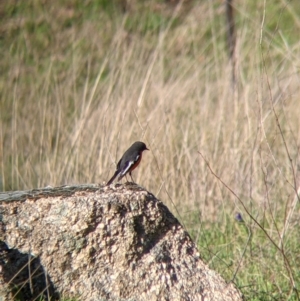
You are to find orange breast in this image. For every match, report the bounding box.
[129,153,142,172]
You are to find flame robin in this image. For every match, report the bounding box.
[107,141,149,185]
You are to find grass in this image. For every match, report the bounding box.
[1,0,300,300]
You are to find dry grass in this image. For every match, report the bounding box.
[1,0,300,299]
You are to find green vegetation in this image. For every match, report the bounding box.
[1,0,300,300]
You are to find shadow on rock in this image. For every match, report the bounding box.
[0,241,59,301]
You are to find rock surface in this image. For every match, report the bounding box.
[0,184,243,301]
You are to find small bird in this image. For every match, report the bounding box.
[107,141,149,185]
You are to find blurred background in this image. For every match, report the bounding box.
[1,0,300,299]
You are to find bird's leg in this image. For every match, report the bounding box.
[129,171,135,183]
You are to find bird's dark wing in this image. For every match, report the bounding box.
[118,156,139,178]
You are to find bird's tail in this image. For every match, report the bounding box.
[106,170,119,185]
